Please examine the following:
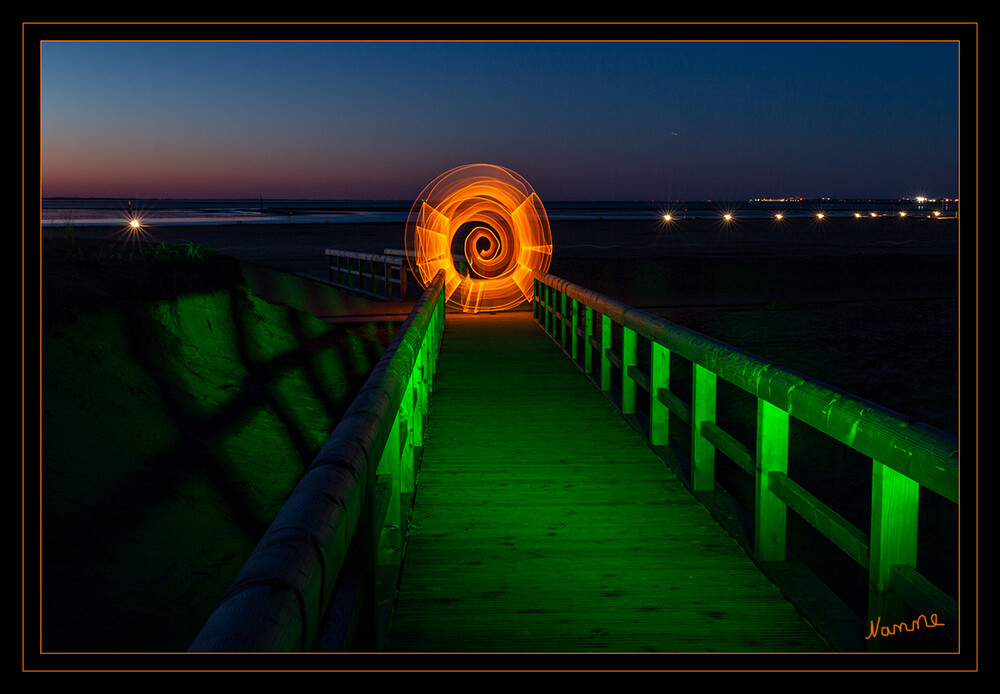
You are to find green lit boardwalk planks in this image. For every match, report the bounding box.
[387,311,829,653]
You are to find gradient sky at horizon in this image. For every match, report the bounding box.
[39,39,961,202]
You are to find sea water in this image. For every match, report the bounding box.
[40,197,958,227]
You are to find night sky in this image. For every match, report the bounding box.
[38,34,963,202]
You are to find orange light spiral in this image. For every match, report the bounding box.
[404,163,552,313]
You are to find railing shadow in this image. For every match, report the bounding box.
[188,270,445,652]
[42,242,399,651]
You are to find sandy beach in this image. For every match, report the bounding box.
[38,213,965,653]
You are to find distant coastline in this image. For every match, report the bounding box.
[40,196,960,227]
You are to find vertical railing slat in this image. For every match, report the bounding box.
[755,398,790,562]
[571,298,579,361]
[691,363,717,491]
[378,414,402,569]
[622,326,637,415]
[532,279,539,321]
[545,285,555,335]
[869,459,920,633]
[650,341,670,446]
[560,290,568,349]
[584,305,594,374]
[600,314,612,392]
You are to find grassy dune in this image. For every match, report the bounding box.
[40,239,398,651]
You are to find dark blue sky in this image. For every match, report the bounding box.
[39,39,961,201]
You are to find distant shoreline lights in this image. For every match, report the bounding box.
[655,195,954,226]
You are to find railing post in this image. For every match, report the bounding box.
[570,298,579,361]
[550,285,558,335]
[560,290,568,349]
[555,289,562,341]
[378,415,402,570]
[412,353,425,450]
[868,458,920,643]
[539,282,546,329]
[650,341,670,446]
[342,423,379,650]
[429,293,442,389]
[622,327,637,415]
[691,363,717,491]
[754,397,789,561]
[532,279,539,321]
[584,306,594,374]
[600,314,612,392]
[400,374,416,497]
[544,284,553,334]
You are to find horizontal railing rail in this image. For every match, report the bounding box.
[532,271,959,646]
[326,248,409,300]
[189,270,446,652]
[383,247,471,277]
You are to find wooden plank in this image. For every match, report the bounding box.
[387,312,829,653]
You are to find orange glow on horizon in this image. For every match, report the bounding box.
[405,164,553,313]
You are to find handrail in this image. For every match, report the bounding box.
[383,247,471,277]
[189,270,446,652]
[532,270,958,644]
[325,248,409,299]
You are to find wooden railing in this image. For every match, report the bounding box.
[382,248,471,279]
[532,271,959,645]
[189,270,446,652]
[326,249,409,300]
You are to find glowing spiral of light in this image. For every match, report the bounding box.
[404,163,552,313]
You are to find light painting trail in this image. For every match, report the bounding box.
[404,163,553,313]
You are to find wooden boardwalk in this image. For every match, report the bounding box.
[386,311,830,653]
